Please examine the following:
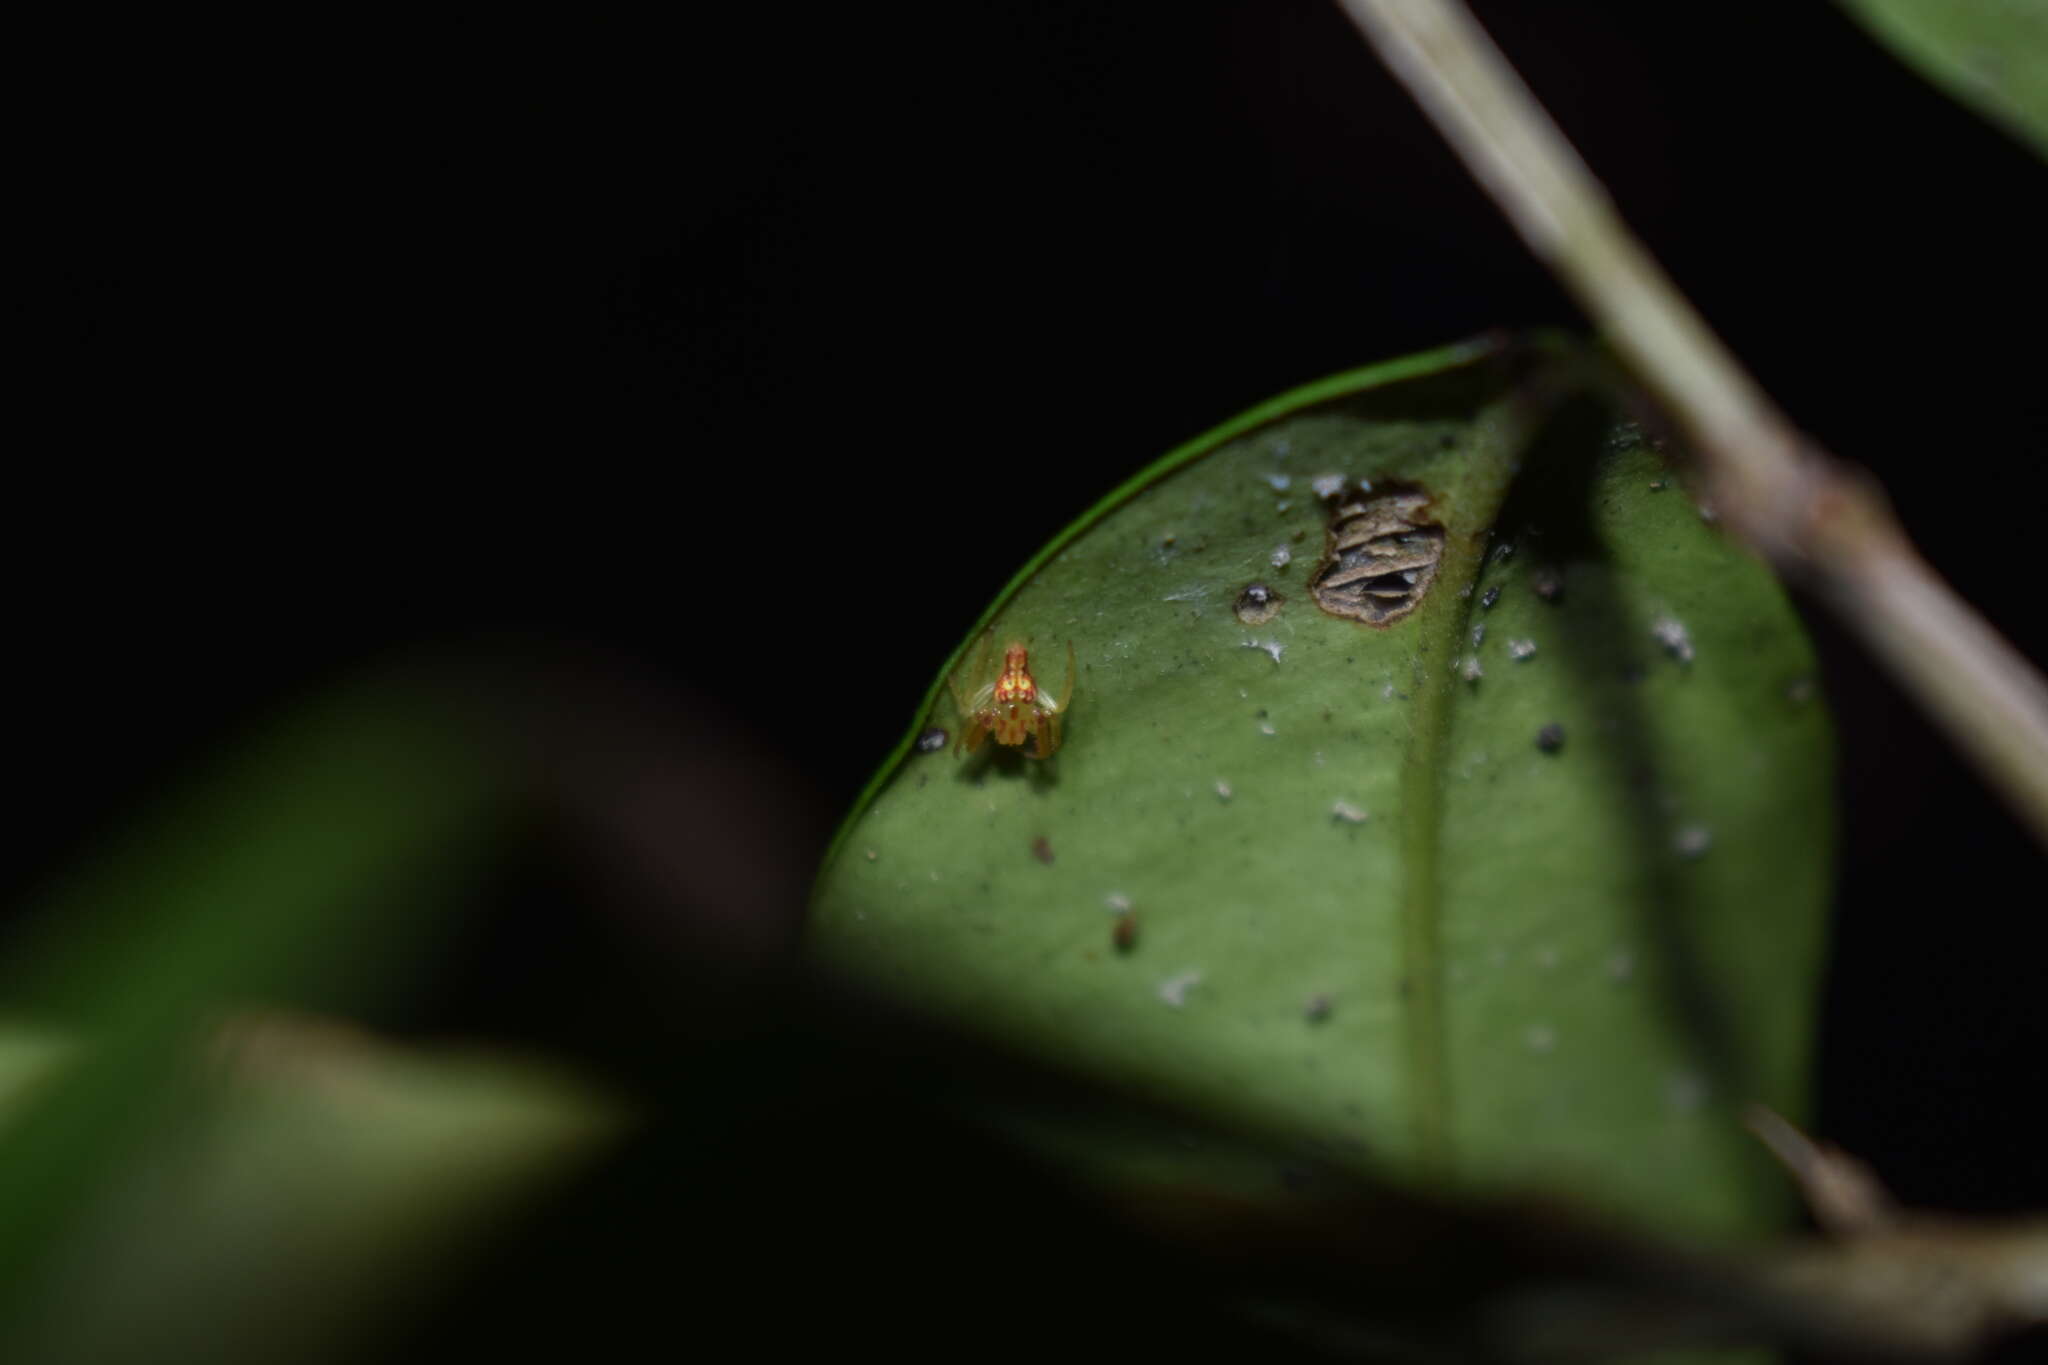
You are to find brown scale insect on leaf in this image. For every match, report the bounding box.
[1309,483,1446,626]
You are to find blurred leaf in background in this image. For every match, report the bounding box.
[0,668,621,1365]
[1839,0,2048,159]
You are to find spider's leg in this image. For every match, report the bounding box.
[1052,639,1077,712]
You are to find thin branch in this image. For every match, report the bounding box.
[1333,0,2048,847]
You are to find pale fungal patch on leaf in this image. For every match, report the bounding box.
[1157,970,1202,1008]
[1242,638,1285,665]
[1459,654,1484,683]
[1666,1071,1709,1113]
[1105,893,1133,913]
[1330,800,1369,824]
[1507,638,1538,661]
[1652,614,1696,665]
[1309,485,1446,627]
[1270,544,1291,570]
[1214,779,1232,802]
[1261,472,1291,492]
[1310,472,1345,499]
[1674,824,1713,859]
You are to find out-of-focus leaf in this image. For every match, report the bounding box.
[1839,0,2048,159]
[0,667,508,1339]
[809,338,1833,1245]
[0,1016,620,1365]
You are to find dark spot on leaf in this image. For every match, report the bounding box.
[1530,566,1564,603]
[1030,835,1054,865]
[1303,993,1332,1022]
[1112,910,1138,953]
[1536,723,1565,753]
[1481,586,1501,609]
[1233,582,1283,626]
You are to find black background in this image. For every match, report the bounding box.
[18,1,2048,1357]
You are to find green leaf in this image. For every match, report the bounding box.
[0,1020,620,1365]
[808,338,1833,1241]
[0,669,512,1341]
[1839,0,2048,159]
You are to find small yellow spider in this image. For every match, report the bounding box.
[947,632,1076,759]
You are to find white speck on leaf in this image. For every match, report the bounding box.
[1259,721,1277,736]
[1262,472,1291,492]
[1652,615,1695,665]
[864,849,877,861]
[1214,779,1232,801]
[1243,638,1284,664]
[1331,800,1369,824]
[1162,584,1208,603]
[1106,893,1133,913]
[1674,824,1712,859]
[1158,970,1203,1008]
[1508,638,1538,661]
[1310,472,1344,498]
[1459,655,1483,683]
[1270,545,1291,569]
[1525,1025,1556,1054]
[1471,624,1486,647]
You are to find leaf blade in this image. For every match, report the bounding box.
[809,344,1832,1242]
[1839,0,2048,159]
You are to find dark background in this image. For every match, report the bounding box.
[17,0,2047,1357]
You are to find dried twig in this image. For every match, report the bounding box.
[1333,0,2048,847]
